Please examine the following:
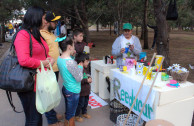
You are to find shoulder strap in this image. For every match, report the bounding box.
[6,91,23,113]
[10,29,33,57]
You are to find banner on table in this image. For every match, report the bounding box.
[88,91,108,109]
[113,71,156,122]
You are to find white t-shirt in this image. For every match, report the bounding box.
[120,35,136,58]
[112,34,142,67]
[60,25,67,35]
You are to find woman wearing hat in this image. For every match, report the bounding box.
[112,23,142,67]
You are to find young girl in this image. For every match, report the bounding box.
[57,37,83,126]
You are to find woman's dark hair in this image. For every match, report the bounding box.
[22,6,45,43]
[59,37,74,52]
[75,53,89,64]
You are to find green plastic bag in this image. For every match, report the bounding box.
[36,62,61,114]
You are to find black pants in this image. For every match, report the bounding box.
[75,95,89,116]
[151,34,157,48]
[18,91,42,126]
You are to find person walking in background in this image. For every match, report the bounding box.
[75,53,92,122]
[57,37,83,126]
[60,21,67,36]
[147,24,158,50]
[14,23,19,32]
[14,6,55,126]
[54,21,61,36]
[8,22,14,36]
[40,11,64,126]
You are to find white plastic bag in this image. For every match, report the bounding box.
[36,62,61,114]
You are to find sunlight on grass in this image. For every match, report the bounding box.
[185,47,194,50]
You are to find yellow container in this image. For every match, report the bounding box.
[143,65,154,80]
[155,55,163,70]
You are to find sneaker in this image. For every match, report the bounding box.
[75,116,83,122]
[82,114,91,119]
[150,48,154,50]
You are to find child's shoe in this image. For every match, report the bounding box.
[75,116,83,122]
[82,114,91,119]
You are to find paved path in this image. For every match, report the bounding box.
[0,33,114,126]
[0,75,114,126]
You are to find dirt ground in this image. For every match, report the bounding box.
[89,30,194,83]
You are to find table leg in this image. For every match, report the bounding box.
[91,68,99,93]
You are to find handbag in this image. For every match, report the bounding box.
[0,29,36,92]
[36,62,61,114]
[166,0,178,20]
[0,29,36,112]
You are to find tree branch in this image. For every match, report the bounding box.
[74,2,86,27]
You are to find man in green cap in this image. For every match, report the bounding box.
[112,23,142,67]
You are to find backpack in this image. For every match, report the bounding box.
[166,0,178,20]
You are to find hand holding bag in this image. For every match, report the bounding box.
[36,62,61,114]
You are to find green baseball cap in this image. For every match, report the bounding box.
[123,23,132,30]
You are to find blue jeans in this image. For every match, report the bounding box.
[75,95,89,116]
[45,109,58,125]
[62,86,80,120]
[9,29,13,35]
[18,91,42,126]
[45,71,59,124]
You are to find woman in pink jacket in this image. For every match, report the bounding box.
[14,6,54,126]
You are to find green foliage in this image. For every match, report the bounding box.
[1,0,193,30]
[0,0,23,22]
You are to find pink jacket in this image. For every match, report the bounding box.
[14,30,50,91]
[14,30,49,68]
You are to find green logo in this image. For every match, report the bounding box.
[120,89,153,119]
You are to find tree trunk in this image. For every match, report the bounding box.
[110,23,112,35]
[83,25,90,43]
[96,20,99,32]
[118,20,121,35]
[153,0,170,68]
[143,0,149,49]
[74,0,90,42]
[140,24,144,40]
[0,23,5,43]
[0,27,2,43]
[191,23,193,31]
[136,26,138,35]
[117,0,123,35]
[178,26,182,31]
[168,24,171,32]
